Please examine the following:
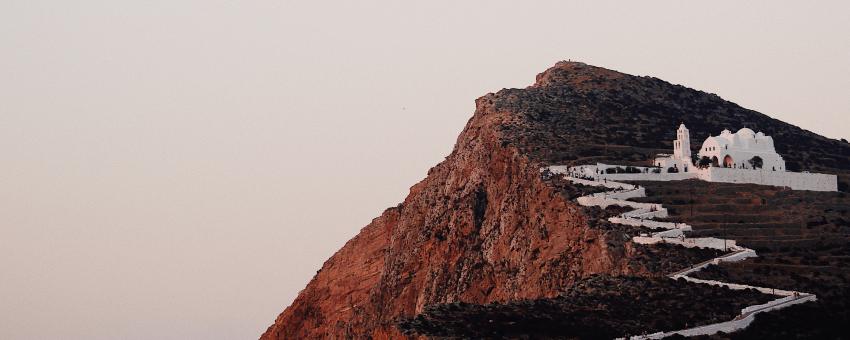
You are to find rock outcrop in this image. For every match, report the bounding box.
[260,62,850,339]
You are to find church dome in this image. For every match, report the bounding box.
[737,127,756,138]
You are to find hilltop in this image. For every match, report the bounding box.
[260,62,850,339]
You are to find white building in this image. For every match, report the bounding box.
[698,128,786,171]
[637,123,836,191]
[551,123,837,191]
[654,123,693,172]
[655,125,787,172]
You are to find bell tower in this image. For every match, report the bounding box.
[674,123,691,162]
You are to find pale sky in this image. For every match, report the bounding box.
[1,1,848,339]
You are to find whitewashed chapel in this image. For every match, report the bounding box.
[606,123,837,192]
[655,124,787,172]
[698,127,786,171]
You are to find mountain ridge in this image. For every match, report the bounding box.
[260,61,850,339]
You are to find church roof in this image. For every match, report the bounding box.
[701,127,777,153]
[705,135,731,147]
[737,127,756,138]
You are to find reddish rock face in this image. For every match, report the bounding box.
[260,61,850,339]
[260,65,640,340]
[260,111,623,339]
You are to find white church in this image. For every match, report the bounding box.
[600,123,838,192]
[655,124,787,172]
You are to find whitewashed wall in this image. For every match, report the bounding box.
[599,172,698,181]
[702,167,837,192]
[559,163,838,192]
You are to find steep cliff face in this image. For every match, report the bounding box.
[261,66,639,340]
[260,62,850,339]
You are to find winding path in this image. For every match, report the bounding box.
[546,165,817,339]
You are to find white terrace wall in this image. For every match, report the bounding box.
[593,163,700,181]
[600,172,698,182]
[703,167,837,192]
[546,163,837,192]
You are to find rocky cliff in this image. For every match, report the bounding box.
[260,62,850,339]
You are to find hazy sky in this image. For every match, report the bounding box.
[1,1,848,339]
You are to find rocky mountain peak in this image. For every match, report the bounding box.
[260,62,850,339]
[533,60,625,89]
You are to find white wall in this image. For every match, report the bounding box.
[600,172,698,182]
[702,167,837,192]
[578,163,838,192]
